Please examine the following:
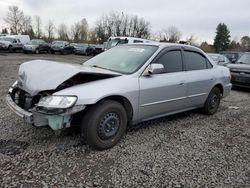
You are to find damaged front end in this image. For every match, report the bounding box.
[7,82,85,130]
[6,60,120,131]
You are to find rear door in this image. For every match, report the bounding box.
[139,48,187,120]
[183,50,214,108]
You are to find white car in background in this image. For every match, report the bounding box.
[0,35,30,52]
[104,36,156,50]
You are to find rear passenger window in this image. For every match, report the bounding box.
[157,50,183,73]
[184,51,207,71]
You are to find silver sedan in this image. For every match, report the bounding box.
[6,43,232,150]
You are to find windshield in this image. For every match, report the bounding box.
[106,39,129,50]
[28,40,43,45]
[84,45,158,74]
[52,41,65,45]
[0,37,14,42]
[208,54,220,62]
[237,53,250,64]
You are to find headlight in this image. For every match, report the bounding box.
[37,96,77,109]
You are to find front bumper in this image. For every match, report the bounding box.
[6,94,33,123]
[6,93,85,130]
[23,48,36,53]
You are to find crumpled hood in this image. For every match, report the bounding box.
[17,60,121,96]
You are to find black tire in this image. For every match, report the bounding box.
[203,87,221,115]
[51,50,55,54]
[35,48,39,54]
[62,50,66,55]
[81,100,127,150]
[8,46,13,53]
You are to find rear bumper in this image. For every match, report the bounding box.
[5,94,33,124]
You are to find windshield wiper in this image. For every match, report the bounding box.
[90,65,113,71]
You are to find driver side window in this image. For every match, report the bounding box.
[156,50,183,73]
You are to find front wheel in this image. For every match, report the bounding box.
[203,87,221,115]
[81,100,127,150]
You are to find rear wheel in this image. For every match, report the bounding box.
[81,100,127,150]
[203,87,221,115]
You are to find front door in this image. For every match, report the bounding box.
[139,49,187,121]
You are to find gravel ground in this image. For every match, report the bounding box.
[0,52,249,187]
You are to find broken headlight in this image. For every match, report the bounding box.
[37,96,77,109]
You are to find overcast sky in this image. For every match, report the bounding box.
[0,0,249,44]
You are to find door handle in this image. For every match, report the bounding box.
[179,82,185,85]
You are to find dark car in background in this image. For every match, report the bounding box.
[207,53,230,66]
[228,52,250,88]
[74,43,94,55]
[23,39,50,54]
[220,51,244,63]
[50,41,74,55]
[91,44,104,56]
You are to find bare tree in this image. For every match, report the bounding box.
[79,18,88,41]
[163,26,181,43]
[22,16,32,33]
[240,36,250,51]
[186,35,199,46]
[45,20,55,41]
[57,23,69,41]
[3,5,25,34]
[34,15,42,38]
[94,12,151,43]
[70,22,81,42]
[200,42,215,53]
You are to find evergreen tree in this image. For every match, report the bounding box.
[213,23,231,52]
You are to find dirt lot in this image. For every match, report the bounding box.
[0,52,249,187]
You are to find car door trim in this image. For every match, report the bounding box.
[140,93,207,107]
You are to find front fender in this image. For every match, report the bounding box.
[54,75,140,120]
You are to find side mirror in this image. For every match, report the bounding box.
[145,64,164,75]
[13,40,17,43]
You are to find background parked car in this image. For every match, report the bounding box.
[227,52,250,88]
[50,41,74,55]
[0,36,24,52]
[23,39,51,54]
[220,51,244,63]
[92,44,104,56]
[74,43,94,55]
[207,53,230,66]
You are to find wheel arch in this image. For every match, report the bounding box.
[95,95,134,124]
[213,83,224,96]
